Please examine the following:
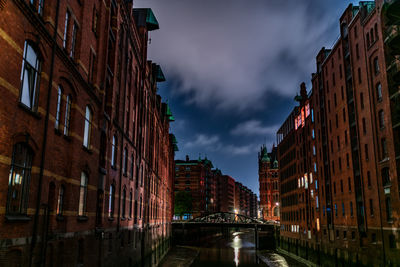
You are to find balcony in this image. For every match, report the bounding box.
[385,25,400,54]
[384,0,400,25]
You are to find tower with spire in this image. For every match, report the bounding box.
[258,144,280,221]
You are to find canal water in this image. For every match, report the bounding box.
[189,230,306,267]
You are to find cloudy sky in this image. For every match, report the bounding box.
[135,0,359,195]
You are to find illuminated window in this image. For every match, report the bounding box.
[20,41,41,110]
[108,183,115,217]
[6,143,33,214]
[83,106,92,148]
[78,172,88,216]
[63,95,71,136]
[55,86,62,129]
[57,185,65,215]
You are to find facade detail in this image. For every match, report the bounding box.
[0,1,175,266]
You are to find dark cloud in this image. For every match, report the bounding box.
[137,0,358,194]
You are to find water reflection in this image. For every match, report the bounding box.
[190,229,304,267]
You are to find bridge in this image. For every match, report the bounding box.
[172,212,279,250]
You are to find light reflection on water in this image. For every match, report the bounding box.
[190,230,301,267]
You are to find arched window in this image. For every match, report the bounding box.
[78,172,88,216]
[63,95,71,136]
[122,188,126,218]
[108,183,115,217]
[376,83,382,101]
[57,185,65,215]
[83,106,92,148]
[123,147,127,175]
[111,135,117,167]
[55,86,63,129]
[7,143,33,214]
[20,41,41,110]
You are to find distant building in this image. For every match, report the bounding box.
[175,156,258,219]
[258,145,280,221]
[217,174,236,213]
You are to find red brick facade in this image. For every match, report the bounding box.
[0,1,175,266]
[277,1,400,266]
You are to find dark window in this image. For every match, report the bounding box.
[70,21,78,59]
[386,197,392,221]
[369,199,374,216]
[360,93,364,109]
[6,143,33,214]
[389,235,396,248]
[63,11,70,48]
[374,57,379,75]
[379,110,385,128]
[350,201,353,216]
[111,135,117,167]
[376,83,382,101]
[381,138,388,158]
[382,167,390,186]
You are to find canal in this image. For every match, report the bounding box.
[187,229,307,267]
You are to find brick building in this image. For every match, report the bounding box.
[175,156,258,219]
[258,145,280,221]
[0,1,175,266]
[277,1,400,266]
[217,175,236,213]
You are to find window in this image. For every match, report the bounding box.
[376,83,382,101]
[342,202,345,216]
[70,21,78,58]
[389,235,396,248]
[83,106,92,148]
[350,201,353,216]
[360,93,364,109]
[7,143,33,214]
[374,57,379,75]
[382,167,390,186]
[20,41,41,110]
[123,147,127,175]
[340,180,343,193]
[108,184,115,217]
[346,153,350,168]
[343,108,346,122]
[335,204,338,217]
[89,50,96,83]
[369,199,374,216]
[367,171,371,187]
[63,95,71,136]
[386,197,392,221]
[78,172,88,216]
[122,188,126,218]
[378,110,385,129]
[130,154,134,180]
[356,44,360,59]
[57,185,65,215]
[55,86,62,129]
[63,11,70,48]
[347,178,351,193]
[129,191,133,218]
[111,135,117,168]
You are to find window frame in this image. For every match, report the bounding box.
[20,41,41,111]
[78,172,88,216]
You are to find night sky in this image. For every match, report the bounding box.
[135,0,359,196]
